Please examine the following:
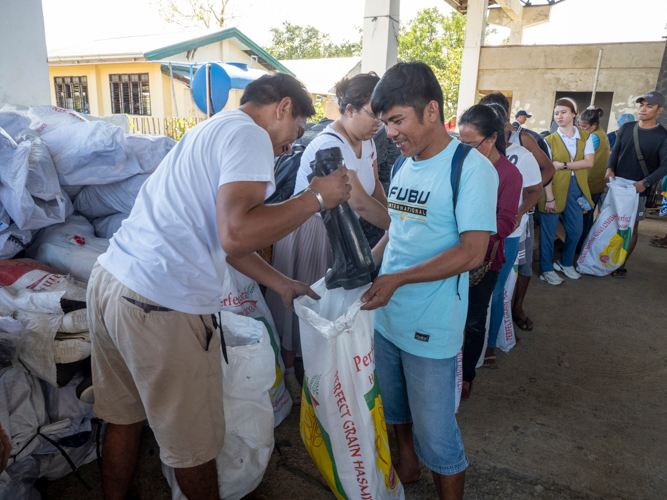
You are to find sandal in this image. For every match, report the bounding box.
[513,315,534,331]
[649,239,667,249]
[483,347,496,366]
[611,269,627,278]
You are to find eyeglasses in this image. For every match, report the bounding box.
[460,136,488,149]
[361,107,382,125]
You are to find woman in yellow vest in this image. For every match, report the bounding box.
[539,98,594,285]
[577,107,611,252]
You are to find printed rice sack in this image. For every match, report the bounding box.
[495,258,518,353]
[221,267,292,426]
[577,177,639,276]
[0,259,86,386]
[295,278,404,500]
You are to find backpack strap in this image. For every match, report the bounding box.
[391,155,407,181]
[320,131,344,143]
[450,143,473,300]
[450,143,473,216]
[633,122,650,178]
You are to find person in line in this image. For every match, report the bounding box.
[446,115,457,132]
[86,74,352,500]
[265,73,390,402]
[362,62,499,500]
[577,107,611,252]
[458,104,521,396]
[605,91,667,277]
[481,102,542,361]
[539,98,594,285]
[479,94,550,335]
[607,113,635,149]
[512,110,531,128]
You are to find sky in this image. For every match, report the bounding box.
[42,0,667,52]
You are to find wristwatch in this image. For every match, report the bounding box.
[563,162,568,170]
[642,178,651,188]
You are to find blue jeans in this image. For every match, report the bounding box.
[578,191,603,251]
[539,176,584,272]
[488,237,520,349]
[374,330,468,475]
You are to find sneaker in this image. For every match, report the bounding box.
[58,308,88,333]
[284,372,302,405]
[76,376,95,404]
[553,261,581,280]
[540,271,564,286]
[54,338,91,364]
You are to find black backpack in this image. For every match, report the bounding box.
[265,120,340,205]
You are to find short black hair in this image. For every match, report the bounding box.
[371,62,444,123]
[479,92,510,120]
[241,73,315,118]
[460,104,507,156]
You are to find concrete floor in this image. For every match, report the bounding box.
[39,217,667,500]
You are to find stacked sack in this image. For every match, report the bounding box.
[0,104,175,499]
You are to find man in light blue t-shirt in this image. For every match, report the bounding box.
[362,62,498,500]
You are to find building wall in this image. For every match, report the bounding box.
[49,62,166,117]
[165,40,271,72]
[477,41,665,132]
[1,0,51,106]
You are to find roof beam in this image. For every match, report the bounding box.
[494,0,523,20]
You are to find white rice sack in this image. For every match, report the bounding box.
[42,121,142,186]
[26,105,88,135]
[74,173,149,219]
[93,213,128,239]
[0,110,31,141]
[126,134,176,173]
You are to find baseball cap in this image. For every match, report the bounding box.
[636,91,665,107]
[617,113,635,128]
[515,110,532,118]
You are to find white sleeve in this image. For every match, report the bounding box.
[518,151,542,188]
[218,124,274,189]
[583,135,595,155]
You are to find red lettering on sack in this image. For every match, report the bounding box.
[353,461,371,498]
[353,337,374,373]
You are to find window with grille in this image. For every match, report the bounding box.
[54,76,89,113]
[109,73,151,115]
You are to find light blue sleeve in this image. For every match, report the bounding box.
[455,150,499,235]
[591,133,600,150]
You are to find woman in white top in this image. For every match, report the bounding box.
[539,98,594,285]
[266,73,390,401]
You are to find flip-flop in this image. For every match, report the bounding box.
[483,354,496,367]
[649,239,667,249]
[513,315,534,331]
[611,269,627,278]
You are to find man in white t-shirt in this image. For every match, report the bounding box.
[87,73,351,500]
[505,142,542,332]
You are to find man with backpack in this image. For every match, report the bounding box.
[605,90,667,278]
[360,62,498,500]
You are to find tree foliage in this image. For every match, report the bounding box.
[397,8,466,119]
[155,0,235,29]
[264,22,362,60]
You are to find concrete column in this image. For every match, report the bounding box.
[455,0,489,122]
[361,0,400,76]
[508,22,524,45]
[0,0,51,106]
[488,5,552,46]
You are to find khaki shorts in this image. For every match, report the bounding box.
[87,263,224,468]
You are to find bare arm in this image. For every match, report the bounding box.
[226,253,319,311]
[544,183,556,213]
[553,153,594,171]
[217,169,351,259]
[371,232,389,267]
[518,183,543,218]
[347,174,391,230]
[361,230,490,310]
[521,132,556,186]
[371,160,388,207]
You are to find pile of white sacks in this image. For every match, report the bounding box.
[0,104,175,499]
